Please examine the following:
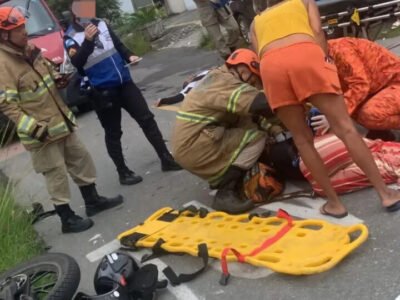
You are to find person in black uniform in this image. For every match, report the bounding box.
[64,12,181,186]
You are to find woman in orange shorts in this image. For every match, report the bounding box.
[250,0,400,217]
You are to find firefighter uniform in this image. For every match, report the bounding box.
[172,65,280,187]
[0,43,96,205]
[328,37,400,130]
[194,0,243,58]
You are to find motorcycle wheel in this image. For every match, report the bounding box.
[0,253,80,300]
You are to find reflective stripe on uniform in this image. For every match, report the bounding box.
[19,75,54,102]
[48,121,68,137]
[67,111,76,124]
[17,132,41,145]
[1,89,19,103]
[84,48,117,69]
[17,115,36,134]
[227,84,248,113]
[208,129,261,186]
[176,111,218,124]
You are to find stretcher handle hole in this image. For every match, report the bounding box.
[274,249,283,254]
[224,243,232,247]
[230,225,239,229]
[204,222,212,226]
[348,230,362,243]
[196,238,203,243]
[217,224,225,228]
[225,217,234,221]
[191,221,199,225]
[261,229,269,233]
[245,227,254,231]
[183,236,190,240]
[239,245,247,249]
[296,232,306,237]
[299,224,323,231]
[253,220,262,225]
[267,221,284,226]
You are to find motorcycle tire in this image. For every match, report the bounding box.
[0,252,80,300]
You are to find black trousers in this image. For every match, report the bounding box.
[93,81,169,172]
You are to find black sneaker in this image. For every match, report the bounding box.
[161,153,182,172]
[61,215,94,233]
[118,169,143,185]
[212,189,254,214]
[86,195,124,217]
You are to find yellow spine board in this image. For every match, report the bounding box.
[118,207,368,275]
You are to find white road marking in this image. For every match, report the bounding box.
[86,240,200,300]
[86,239,121,263]
[259,197,364,226]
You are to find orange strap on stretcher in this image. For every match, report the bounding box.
[220,209,293,285]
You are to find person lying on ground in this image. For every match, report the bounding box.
[267,109,400,199]
[328,37,400,141]
[172,49,288,214]
[155,70,210,107]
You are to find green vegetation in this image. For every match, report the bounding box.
[114,6,167,56]
[0,115,17,147]
[0,183,45,273]
[121,33,153,56]
[199,33,215,50]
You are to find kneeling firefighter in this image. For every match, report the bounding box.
[0,7,122,233]
[172,49,289,214]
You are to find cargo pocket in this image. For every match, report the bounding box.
[30,143,64,173]
[201,125,225,142]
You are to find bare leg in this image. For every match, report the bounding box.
[276,105,347,216]
[310,93,400,208]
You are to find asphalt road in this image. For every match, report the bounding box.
[2,46,400,300]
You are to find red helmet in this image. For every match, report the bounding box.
[226,48,260,76]
[0,6,26,31]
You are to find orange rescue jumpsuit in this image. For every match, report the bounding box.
[328,37,400,130]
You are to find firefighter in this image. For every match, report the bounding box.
[328,37,400,140]
[64,7,181,186]
[172,49,289,214]
[193,0,244,59]
[0,7,124,233]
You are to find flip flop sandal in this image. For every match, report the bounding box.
[385,200,400,212]
[320,203,348,219]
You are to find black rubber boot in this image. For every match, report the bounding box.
[80,183,124,217]
[161,152,182,172]
[54,204,94,234]
[212,166,254,214]
[118,167,143,185]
